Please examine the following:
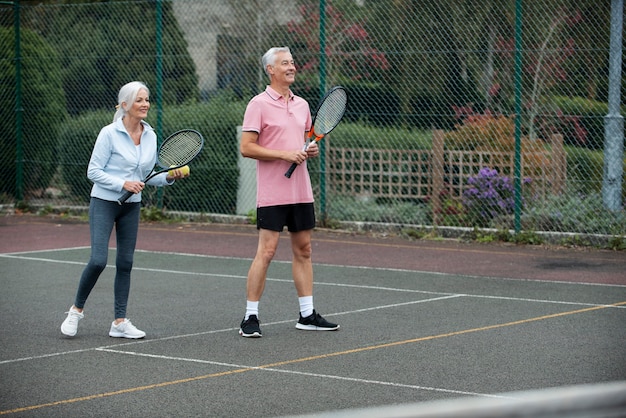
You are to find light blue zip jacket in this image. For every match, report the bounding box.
[87,118,173,203]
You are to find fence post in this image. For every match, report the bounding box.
[13,0,23,201]
[551,134,566,195]
[155,0,164,208]
[603,0,624,211]
[318,0,328,222]
[432,130,444,225]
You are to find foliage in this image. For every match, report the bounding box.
[522,191,626,235]
[565,146,605,195]
[0,26,67,198]
[553,96,617,150]
[282,1,396,127]
[445,110,515,151]
[59,92,246,212]
[432,188,466,227]
[336,82,401,127]
[22,1,199,115]
[326,194,429,225]
[462,167,526,228]
[285,0,389,87]
[329,122,431,150]
[490,4,603,142]
[444,112,555,182]
[58,111,109,202]
[147,93,246,213]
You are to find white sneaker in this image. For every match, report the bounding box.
[61,307,84,337]
[109,319,146,339]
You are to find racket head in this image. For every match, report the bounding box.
[311,86,347,137]
[156,129,204,169]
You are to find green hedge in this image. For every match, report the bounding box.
[0,27,67,199]
[553,96,624,150]
[59,93,246,213]
[36,0,199,115]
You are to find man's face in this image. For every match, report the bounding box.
[270,51,296,85]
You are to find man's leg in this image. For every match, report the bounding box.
[239,228,280,337]
[290,229,339,331]
[290,229,313,298]
[246,228,280,301]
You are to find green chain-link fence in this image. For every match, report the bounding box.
[1,0,624,241]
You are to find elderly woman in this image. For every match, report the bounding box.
[60,81,188,339]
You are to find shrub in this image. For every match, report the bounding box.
[522,191,626,235]
[329,122,431,150]
[59,92,246,213]
[0,27,67,199]
[565,146,604,195]
[30,1,199,115]
[59,111,109,203]
[444,113,556,192]
[463,167,527,227]
[552,96,617,150]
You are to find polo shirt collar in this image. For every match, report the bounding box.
[265,86,294,101]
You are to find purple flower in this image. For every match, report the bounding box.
[463,167,525,226]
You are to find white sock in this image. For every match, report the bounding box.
[299,296,314,318]
[245,301,259,320]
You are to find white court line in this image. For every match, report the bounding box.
[3,252,625,307]
[1,290,623,367]
[3,247,625,288]
[0,246,90,256]
[1,252,624,366]
[95,347,514,400]
[0,295,461,365]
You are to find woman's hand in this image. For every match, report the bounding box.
[123,180,145,194]
[166,166,190,182]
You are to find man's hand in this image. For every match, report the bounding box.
[285,149,308,165]
[305,141,319,158]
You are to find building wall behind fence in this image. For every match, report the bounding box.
[0,0,624,238]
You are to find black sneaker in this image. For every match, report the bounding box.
[296,310,340,331]
[239,315,262,337]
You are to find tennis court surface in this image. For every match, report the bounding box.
[1,215,625,417]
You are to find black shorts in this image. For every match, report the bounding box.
[257,203,315,232]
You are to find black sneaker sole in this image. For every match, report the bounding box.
[239,328,262,337]
[295,323,340,331]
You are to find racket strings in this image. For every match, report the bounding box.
[314,89,347,135]
[157,132,203,167]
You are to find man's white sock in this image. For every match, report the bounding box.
[245,300,259,320]
[299,296,313,318]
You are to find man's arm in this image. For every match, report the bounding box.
[240,131,309,164]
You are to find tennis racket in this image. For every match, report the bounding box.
[285,86,348,178]
[117,129,204,204]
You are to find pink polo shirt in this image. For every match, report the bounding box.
[242,86,313,207]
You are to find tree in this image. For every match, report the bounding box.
[22,0,199,115]
[285,0,389,90]
[0,27,67,199]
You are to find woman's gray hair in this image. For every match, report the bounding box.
[113,81,150,122]
[262,47,291,78]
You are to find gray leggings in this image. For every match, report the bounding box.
[74,197,141,319]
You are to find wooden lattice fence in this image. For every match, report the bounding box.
[326,130,567,212]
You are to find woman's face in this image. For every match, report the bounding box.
[125,88,150,120]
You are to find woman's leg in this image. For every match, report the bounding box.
[74,198,115,310]
[112,202,141,320]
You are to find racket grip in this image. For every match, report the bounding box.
[117,190,134,205]
[285,163,298,178]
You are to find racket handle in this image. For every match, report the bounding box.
[117,190,134,205]
[285,163,298,178]
[285,139,314,178]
